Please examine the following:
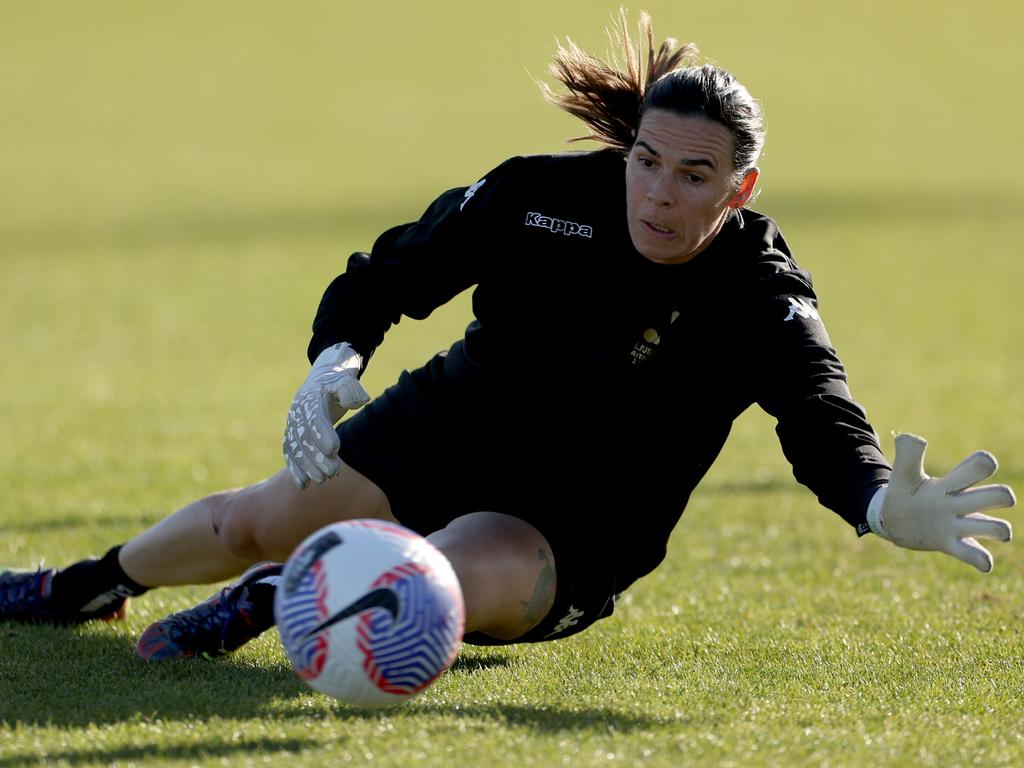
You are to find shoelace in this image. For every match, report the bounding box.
[166,587,236,640]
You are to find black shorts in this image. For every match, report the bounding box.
[336,350,623,645]
[465,573,620,646]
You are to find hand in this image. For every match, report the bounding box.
[283,342,370,488]
[867,433,1016,572]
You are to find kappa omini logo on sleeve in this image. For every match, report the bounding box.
[783,296,820,322]
[460,178,486,210]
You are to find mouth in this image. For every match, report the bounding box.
[642,220,676,238]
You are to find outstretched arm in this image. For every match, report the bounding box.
[744,225,1015,570]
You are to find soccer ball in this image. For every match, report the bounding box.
[274,519,465,707]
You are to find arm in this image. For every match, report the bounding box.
[753,275,890,532]
[754,275,1015,571]
[284,158,523,488]
[307,157,524,367]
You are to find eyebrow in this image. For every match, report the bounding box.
[635,139,717,170]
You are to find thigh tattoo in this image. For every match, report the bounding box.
[519,548,557,629]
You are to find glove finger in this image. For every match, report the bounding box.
[945,484,1017,516]
[285,455,310,490]
[944,537,994,573]
[305,394,343,456]
[891,433,928,489]
[937,450,998,492]
[310,450,343,480]
[293,443,328,485]
[954,512,1013,543]
[283,417,312,488]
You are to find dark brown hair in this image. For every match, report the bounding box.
[543,9,765,180]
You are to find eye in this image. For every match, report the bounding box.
[686,173,704,184]
[637,157,655,169]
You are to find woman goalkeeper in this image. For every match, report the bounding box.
[0,12,1015,658]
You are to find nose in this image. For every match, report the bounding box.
[645,172,674,207]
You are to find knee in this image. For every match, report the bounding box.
[213,466,399,564]
[428,512,557,640]
[211,485,278,562]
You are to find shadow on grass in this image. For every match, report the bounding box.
[0,625,309,728]
[0,627,665,735]
[0,737,318,768]
[448,653,513,674]
[409,701,669,733]
[0,706,665,768]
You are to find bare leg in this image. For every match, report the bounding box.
[120,462,395,587]
[428,512,557,640]
[117,493,252,586]
[124,466,555,642]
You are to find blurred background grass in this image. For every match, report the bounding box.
[1,0,1019,517]
[1,2,1022,766]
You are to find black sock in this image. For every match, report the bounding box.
[243,579,278,630]
[49,545,150,615]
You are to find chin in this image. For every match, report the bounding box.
[638,244,693,265]
[631,234,677,263]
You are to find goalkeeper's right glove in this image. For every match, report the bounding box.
[867,433,1016,572]
[283,342,370,489]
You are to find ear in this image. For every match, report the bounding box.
[727,167,760,209]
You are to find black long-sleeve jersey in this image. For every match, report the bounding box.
[309,149,891,583]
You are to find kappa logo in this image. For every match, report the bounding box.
[544,605,585,638]
[784,296,820,322]
[460,178,486,211]
[525,211,594,239]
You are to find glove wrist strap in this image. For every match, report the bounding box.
[866,485,891,540]
[312,342,363,373]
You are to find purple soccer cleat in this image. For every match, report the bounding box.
[0,567,127,623]
[135,561,281,661]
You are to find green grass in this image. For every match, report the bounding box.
[2,1,1023,766]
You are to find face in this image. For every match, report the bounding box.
[625,110,758,265]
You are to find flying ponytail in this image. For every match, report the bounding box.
[540,9,699,153]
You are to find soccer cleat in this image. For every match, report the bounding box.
[0,568,55,622]
[0,567,127,624]
[135,561,282,661]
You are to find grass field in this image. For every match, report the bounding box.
[2,2,1022,766]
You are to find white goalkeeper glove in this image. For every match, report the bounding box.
[283,342,371,488]
[867,433,1016,572]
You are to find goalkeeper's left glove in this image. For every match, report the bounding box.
[283,342,370,489]
[867,433,1016,572]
